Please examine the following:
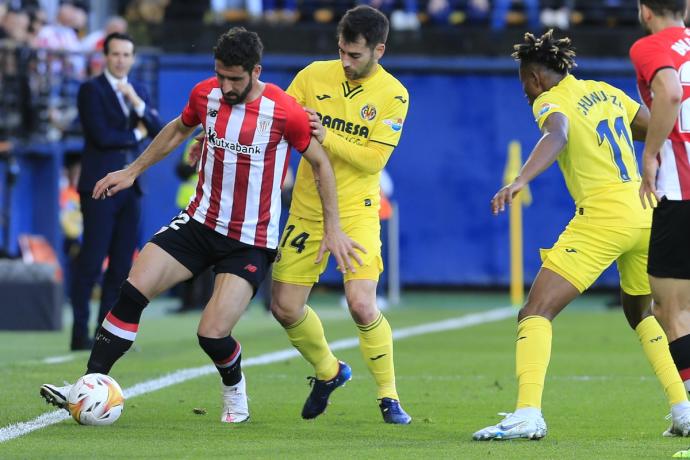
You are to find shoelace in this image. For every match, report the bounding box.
[223,387,246,408]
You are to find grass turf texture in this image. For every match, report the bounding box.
[1,291,688,459]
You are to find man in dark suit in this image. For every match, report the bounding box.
[70,32,162,350]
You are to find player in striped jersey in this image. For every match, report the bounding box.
[631,1,690,456]
[39,27,362,424]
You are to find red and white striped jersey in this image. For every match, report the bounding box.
[180,79,311,248]
[631,27,690,200]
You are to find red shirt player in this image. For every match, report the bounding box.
[630,1,690,440]
[39,27,363,425]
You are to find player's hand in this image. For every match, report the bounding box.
[135,120,148,139]
[117,82,143,108]
[491,181,524,215]
[316,227,366,274]
[639,153,660,209]
[92,168,137,200]
[304,107,326,143]
[188,133,205,166]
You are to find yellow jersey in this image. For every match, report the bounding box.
[533,74,651,227]
[286,60,409,220]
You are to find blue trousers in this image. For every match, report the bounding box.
[70,188,140,338]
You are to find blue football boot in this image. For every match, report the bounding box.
[379,397,412,424]
[301,361,352,419]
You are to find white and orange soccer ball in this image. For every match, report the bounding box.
[67,373,125,426]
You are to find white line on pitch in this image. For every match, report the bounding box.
[0,306,515,444]
[42,355,76,365]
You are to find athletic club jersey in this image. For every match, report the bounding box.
[631,27,690,201]
[180,79,311,249]
[533,74,651,228]
[287,60,409,220]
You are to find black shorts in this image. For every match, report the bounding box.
[150,212,277,293]
[648,198,690,279]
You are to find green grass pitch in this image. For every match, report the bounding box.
[0,291,688,459]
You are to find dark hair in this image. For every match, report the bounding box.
[337,5,389,49]
[213,27,263,73]
[103,32,135,55]
[640,0,686,16]
[512,29,576,74]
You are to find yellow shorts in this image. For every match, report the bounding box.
[540,217,651,295]
[272,213,383,286]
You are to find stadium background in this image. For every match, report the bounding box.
[0,0,649,291]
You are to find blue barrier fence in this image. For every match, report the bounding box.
[6,55,642,287]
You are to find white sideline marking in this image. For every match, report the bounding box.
[0,306,514,444]
[42,355,76,365]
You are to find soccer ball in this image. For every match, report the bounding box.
[67,373,125,426]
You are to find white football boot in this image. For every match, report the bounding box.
[220,373,249,423]
[473,409,547,441]
[664,405,690,437]
[39,382,73,411]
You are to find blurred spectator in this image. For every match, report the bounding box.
[0,7,33,139]
[540,0,572,30]
[125,0,169,46]
[26,5,47,46]
[165,0,209,23]
[491,0,540,30]
[423,0,490,26]
[81,16,128,52]
[207,0,262,23]
[261,0,297,24]
[34,1,83,51]
[364,0,420,30]
[0,7,30,44]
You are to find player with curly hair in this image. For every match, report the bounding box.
[472,29,690,441]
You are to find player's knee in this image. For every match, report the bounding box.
[518,301,556,322]
[197,323,225,339]
[124,276,148,299]
[269,298,301,327]
[347,297,377,325]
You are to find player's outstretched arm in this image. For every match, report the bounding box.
[639,69,682,209]
[92,117,198,200]
[491,112,568,215]
[301,137,366,273]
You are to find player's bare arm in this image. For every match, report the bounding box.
[639,69,683,209]
[304,107,394,174]
[630,104,650,141]
[301,137,366,273]
[93,117,197,199]
[492,112,568,215]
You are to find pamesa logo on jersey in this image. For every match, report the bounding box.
[317,112,370,138]
[360,104,377,121]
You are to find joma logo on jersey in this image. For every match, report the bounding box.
[206,126,262,155]
[317,112,369,138]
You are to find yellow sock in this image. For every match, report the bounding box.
[515,315,552,409]
[636,315,688,406]
[284,305,339,380]
[357,313,398,400]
